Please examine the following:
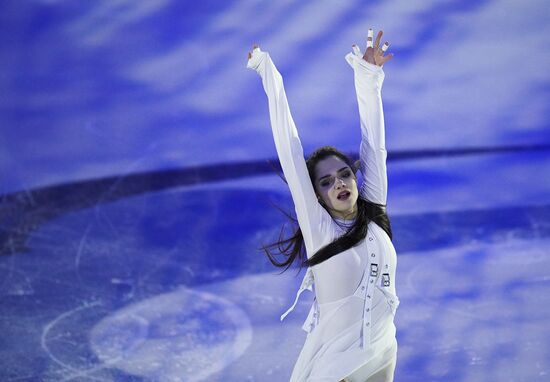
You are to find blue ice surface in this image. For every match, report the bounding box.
[1,150,550,381]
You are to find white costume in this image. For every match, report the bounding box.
[247,46,399,382]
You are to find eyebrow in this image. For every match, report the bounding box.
[318,166,350,182]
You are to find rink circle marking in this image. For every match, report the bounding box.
[40,300,120,381]
[89,286,253,381]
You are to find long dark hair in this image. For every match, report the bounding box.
[260,146,392,273]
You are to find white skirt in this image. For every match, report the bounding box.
[289,291,398,382]
[343,337,397,382]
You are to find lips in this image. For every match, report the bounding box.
[337,190,351,200]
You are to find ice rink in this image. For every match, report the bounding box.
[1,1,549,381]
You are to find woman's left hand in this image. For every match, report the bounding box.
[247,44,259,60]
[361,29,393,67]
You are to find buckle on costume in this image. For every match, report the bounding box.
[370,263,378,277]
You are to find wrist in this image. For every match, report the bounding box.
[357,58,384,74]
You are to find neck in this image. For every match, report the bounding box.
[332,205,357,220]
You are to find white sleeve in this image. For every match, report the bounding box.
[345,52,388,206]
[247,48,331,256]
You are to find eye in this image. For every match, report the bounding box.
[343,171,351,178]
[320,176,334,187]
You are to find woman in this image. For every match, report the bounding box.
[247,28,398,382]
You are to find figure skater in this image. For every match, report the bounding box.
[247,28,398,382]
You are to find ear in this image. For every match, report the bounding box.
[353,159,361,173]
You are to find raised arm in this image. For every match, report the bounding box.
[345,29,393,206]
[247,46,330,256]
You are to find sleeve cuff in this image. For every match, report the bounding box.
[345,52,385,76]
[247,46,267,72]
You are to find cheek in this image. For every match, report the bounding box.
[316,188,329,203]
[350,182,359,199]
[320,190,334,204]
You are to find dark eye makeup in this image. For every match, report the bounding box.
[319,171,352,187]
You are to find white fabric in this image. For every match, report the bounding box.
[367,29,374,48]
[247,47,399,382]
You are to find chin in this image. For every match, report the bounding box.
[335,198,358,215]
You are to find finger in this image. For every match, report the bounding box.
[366,28,374,49]
[375,41,389,58]
[374,30,383,50]
[381,53,394,65]
[352,44,362,57]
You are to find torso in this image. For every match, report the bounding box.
[312,220,397,305]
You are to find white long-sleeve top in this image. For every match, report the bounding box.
[248,46,399,382]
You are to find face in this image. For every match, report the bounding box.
[314,155,359,220]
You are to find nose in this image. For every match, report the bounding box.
[335,177,346,188]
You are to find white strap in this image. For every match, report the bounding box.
[280,268,314,321]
